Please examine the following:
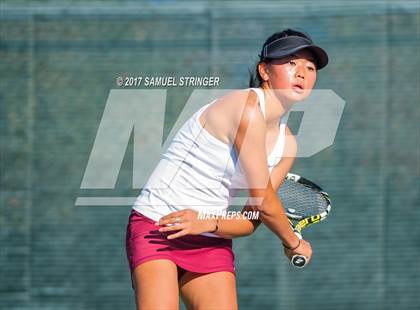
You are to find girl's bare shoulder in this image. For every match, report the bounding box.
[208,89,259,122]
[201,89,263,143]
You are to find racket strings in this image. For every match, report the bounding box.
[278,180,329,219]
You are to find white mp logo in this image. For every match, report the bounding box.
[75,89,344,206]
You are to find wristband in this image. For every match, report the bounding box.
[209,218,219,233]
[283,238,300,250]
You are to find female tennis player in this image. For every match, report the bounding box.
[126,28,328,309]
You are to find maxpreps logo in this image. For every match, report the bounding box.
[75,89,345,207]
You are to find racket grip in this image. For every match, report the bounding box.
[291,231,307,268]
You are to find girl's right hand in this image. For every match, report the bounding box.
[283,238,312,263]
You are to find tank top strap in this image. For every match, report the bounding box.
[249,88,266,119]
[279,112,288,136]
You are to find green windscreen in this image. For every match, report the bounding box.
[1,1,418,309]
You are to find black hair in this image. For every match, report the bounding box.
[249,28,313,88]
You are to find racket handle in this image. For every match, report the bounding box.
[290,231,307,268]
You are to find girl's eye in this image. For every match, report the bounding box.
[289,60,296,66]
[307,66,315,71]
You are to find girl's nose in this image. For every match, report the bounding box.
[295,69,305,80]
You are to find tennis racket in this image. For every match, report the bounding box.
[278,173,331,268]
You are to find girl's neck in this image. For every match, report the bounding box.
[260,85,290,129]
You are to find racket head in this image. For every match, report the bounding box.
[278,173,331,222]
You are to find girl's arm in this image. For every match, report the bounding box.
[212,126,297,238]
[228,90,300,248]
[242,125,297,233]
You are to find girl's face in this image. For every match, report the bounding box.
[259,49,318,103]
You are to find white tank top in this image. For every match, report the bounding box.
[132,88,287,236]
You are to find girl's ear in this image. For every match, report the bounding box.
[258,62,269,82]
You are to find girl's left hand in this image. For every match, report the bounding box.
[155,209,216,239]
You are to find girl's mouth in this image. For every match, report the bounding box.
[292,84,304,94]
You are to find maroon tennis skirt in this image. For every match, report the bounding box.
[125,209,235,288]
